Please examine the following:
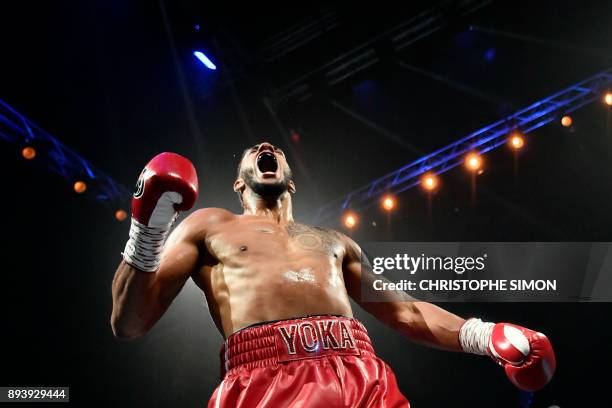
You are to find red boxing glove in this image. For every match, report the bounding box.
[489,323,556,392]
[123,152,198,272]
[131,152,198,226]
[459,318,556,392]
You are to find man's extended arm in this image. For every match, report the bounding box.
[341,235,556,391]
[341,238,465,351]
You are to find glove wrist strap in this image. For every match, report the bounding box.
[122,217,172,272]
[459,318,495,355]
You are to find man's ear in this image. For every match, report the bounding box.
[233,178,245,193]
[288,180,296,193]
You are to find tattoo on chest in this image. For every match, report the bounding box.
[285,223,340,255]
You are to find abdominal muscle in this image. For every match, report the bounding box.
[193,260,354,338]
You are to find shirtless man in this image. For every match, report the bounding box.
[111,142,556,407]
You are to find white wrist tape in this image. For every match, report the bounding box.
[122,218,173,272]
[459,318,494,355]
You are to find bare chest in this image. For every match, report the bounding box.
[206,221,344,263]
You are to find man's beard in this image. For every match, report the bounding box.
[241,167,292,201]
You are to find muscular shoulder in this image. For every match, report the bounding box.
[184,207,236,228]
[286,223,340,239]
[174,207,236,239]
[306,225,353,243]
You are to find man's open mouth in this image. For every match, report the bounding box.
[257,152,278,173]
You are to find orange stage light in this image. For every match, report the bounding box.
[561,115,573,127]
[604,92,612,106]
[509,133,525,150]
[421,173,439,191]
[73,181,87,193]
[22,146,36,160]
[343,212,358,229]
[115,209,128,221]
[381,195,396,211]
[464,152,483,172]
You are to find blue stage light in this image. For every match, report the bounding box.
[193,51,216,70]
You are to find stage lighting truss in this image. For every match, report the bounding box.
[269,0,493,106]
[0,99,132,210]
[312,68,612,224]
[261,9,340,64]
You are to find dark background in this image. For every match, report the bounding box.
[1,1,612,407]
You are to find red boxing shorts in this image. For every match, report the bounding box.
[208,315,410,408]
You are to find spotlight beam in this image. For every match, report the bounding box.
[313,68,612,224]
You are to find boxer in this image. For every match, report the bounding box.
[111,143,556,407]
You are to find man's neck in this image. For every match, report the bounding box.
[242,192,294,223]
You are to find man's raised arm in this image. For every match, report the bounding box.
[341,235,557,392]
[110,152,199,338]
[111,221,200,338]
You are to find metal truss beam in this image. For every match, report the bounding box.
[270,0,494,106]
[312,68,612,224]
[261,9,340,64]
[0,99,132,210]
